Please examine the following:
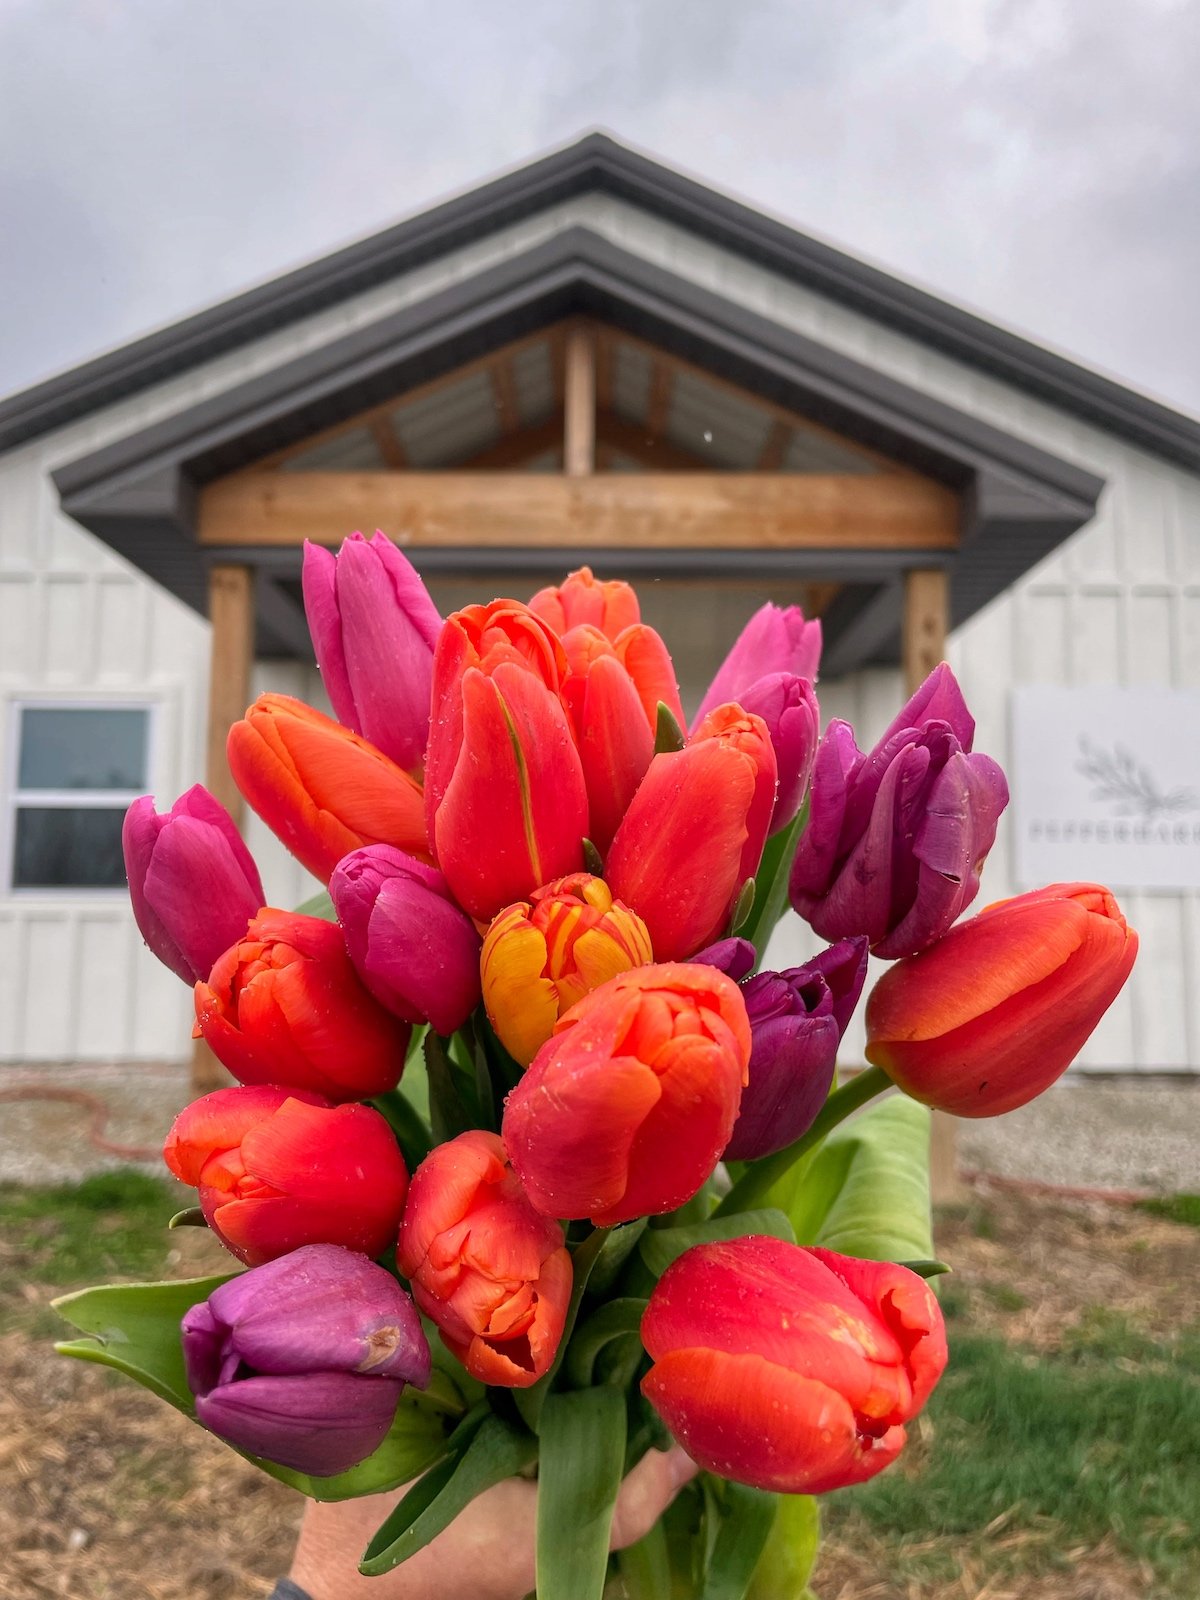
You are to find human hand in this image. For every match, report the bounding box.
[287,1444,699,1600]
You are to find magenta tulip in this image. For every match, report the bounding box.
[693,603,822,726]
[736,672,820,831]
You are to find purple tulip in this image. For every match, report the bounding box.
[690,936,757,981]
[123,786,264,984]
[736,672,820,831]
[693,603,822,728]
[181,1244,431,1476]
[329,845,482,1036]
[302,531,442,774]
[789,664,1009,958]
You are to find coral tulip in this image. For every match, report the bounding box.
[182,1244,430,1475]
[301,532,442,774]
[606,707,776,959]
[693,602,822,726]
[865,882,1138,1116]
[227,694,428,883]
[164,1086,409,1266]
[194,909,410,1102]
[397,1131,571,1389]
[528,565,641,641]
[480,874,653,1066]
[123,785,263,984]
[789,664,1008,957]
[502,963,750,1226]
[641,1238,947,1494]
[329,846,481,1036]
[423,601,588,920]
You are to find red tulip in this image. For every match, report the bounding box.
[866,881,1138,1116]
[164,1086,409,1266]
[397,1131,571,1389]
[605,706,777,959]
[502,963,750,1226]
[641,1237,947,1494]
[423,602,588,921]
[528,565,641,641]
[227,694,428,883]
[194,909,410,1102]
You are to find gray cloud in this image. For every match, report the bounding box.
[1,0,1196,413]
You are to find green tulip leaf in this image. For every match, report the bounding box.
[423,1030,476,1144]
[368,1087,432,1171]
[738,803,807,965]
[899,1259,953,1280]
[655,702,686,753]
[564,1298,649,1389]
[167,1206,207,1230]
[639,1208,795,1280]
[295,889,337,921]
[702,1480,779,1600]
[587,1216,649,1297]
[745,1493,820,1600]
[536,1387,628,1600]
[360,1411,535,1575]
[617,1518,672,1600]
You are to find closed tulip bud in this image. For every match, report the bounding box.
[164,1086,409,1265]
[789,664,1009,957]
[866,882,1138,1116]
[330,846,481,1036]
[123,786,263,984]
[528,565,641,641]
[606,707,776,959]
[560,623,685,852]
[301,532,442,774]
[397,1131,571,1389]
[194,909,410,1102]
[181,1243,430,1475]
[481,874,653,1066]
[423,601,588,921]
[641,1238,947,1494]
[734,672,820,832]
[503,963,750,1226]
[227,694,428,884]
[694,602,822,726]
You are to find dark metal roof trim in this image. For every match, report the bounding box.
[4,133,1199,470]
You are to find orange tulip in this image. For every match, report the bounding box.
[397,1131,571,1388]
[480,873,653,1065]
[502,963,750,1226]
[528,565,641,641]
[865,882,1138,1116]
[227,694,428,882]
[605,706,777,959]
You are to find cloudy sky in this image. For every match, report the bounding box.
[2,0,1197,412]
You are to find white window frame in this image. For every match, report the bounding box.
[3,696,160,899]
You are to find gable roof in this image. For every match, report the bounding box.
[2,132,1198,470]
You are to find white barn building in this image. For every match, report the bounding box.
[0,134,1196,1088]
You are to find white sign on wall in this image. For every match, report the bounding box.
[1011,687,1200,892]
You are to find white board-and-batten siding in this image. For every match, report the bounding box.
[0,191,1196,1068]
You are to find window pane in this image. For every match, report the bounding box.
[13,807,129,888]
[18,708,148,791]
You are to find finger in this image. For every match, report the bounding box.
[609,1445,700,1550]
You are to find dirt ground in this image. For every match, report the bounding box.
[1,1183,1197,1600]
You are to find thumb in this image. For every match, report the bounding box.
[609,1446,699,1550]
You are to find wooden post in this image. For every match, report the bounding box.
[193,563,256,1092]
[902,567,962,1205]
[563,324,595,477]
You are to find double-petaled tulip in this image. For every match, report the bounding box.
[866,881,1138,1116]
[164,1086,409,1265]
[694,602,822,726]
[182,1244,430,1475]
[693,935,869,1160]
[397,1131,571,1389]
[329,846,481,1036]
[503,963,750,1226]
[528,565,641,641]
[641,1238,947,1494]
[227,694,428,883]
[606,706,777,959]
[423,601,588,921]
[789,664,1009,958]
[194,909,410,1102]
[734,673,820,833]
[301,532,442,775]
[559,622,685,852]
[480,874,653,1066]
[123,786,263,984]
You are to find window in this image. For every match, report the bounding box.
[6,704,153,891]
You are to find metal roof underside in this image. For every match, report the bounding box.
[50,226,1105,672]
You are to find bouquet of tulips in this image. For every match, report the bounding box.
[55,537,1138,1598]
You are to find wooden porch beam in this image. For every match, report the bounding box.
[595,410,711,471]
[489,357,521,435]
[645,359,675,437]
[368,414,407,469]
[199,471,960,552]
[458,416,562,471]
[564,325,595,477]
[757,420,792,470]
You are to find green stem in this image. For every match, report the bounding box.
[713,1066,892,1217]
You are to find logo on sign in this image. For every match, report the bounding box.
[1075,739,1199,822]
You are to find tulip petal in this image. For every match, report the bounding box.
[197,1371,402,1476]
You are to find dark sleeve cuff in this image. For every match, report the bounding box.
[268,1583,313,1600]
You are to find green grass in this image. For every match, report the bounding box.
[1136,1193,1200,1229]
[0,1167,175,1289]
